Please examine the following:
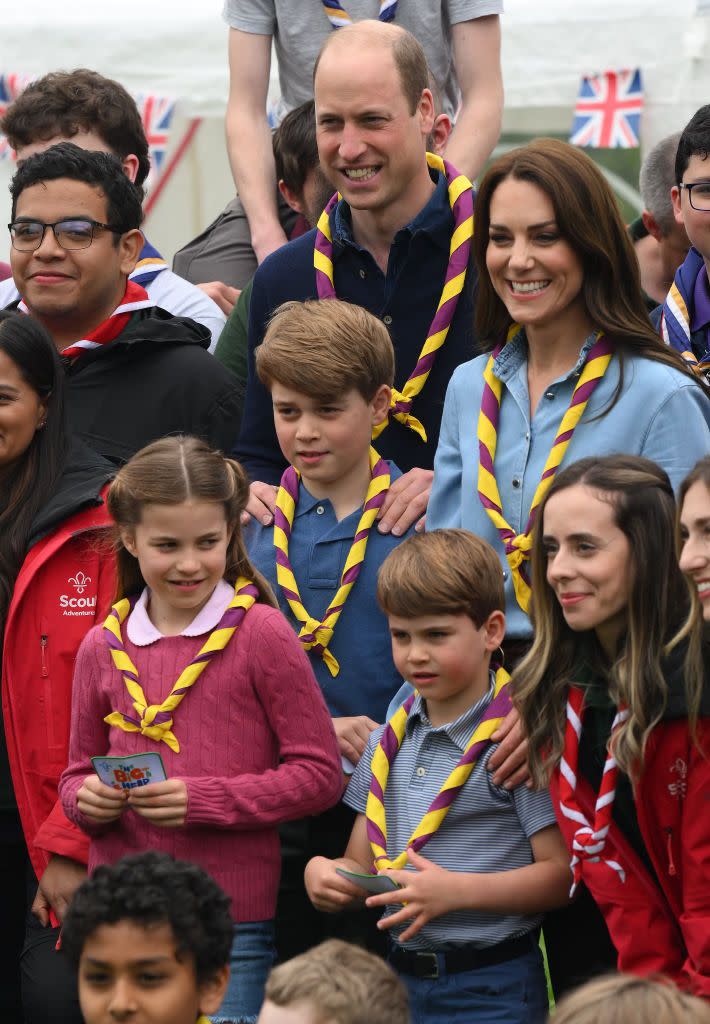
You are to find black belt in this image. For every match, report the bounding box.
[388,931,537,980]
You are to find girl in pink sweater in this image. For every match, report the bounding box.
[59,436,342,1024]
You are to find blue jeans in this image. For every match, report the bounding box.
[396,947,548,1024]
[212,920,275,1024]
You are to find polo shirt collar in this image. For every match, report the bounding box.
[292,463,402,541]
[126,578,234,646]
[492,327,600,384]
[405,670,496,749]
[332,170,452,254]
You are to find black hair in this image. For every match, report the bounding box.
[1,69,152,188]
[675,105,710,185]
[10,142,144,235]
[62,852,233,983]
[273,100,318,195]
[0,310,68,639]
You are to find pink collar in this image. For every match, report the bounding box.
[127,579,235,646]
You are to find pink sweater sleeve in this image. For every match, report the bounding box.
[184,608,343,828]
[58,627,117,837]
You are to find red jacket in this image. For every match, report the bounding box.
[2,480,114,880]
[551,717,710,998]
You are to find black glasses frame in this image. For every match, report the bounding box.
[678,183,710,212]
[7,218,124,251]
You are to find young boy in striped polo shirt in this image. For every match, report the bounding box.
[305,530,570,1024]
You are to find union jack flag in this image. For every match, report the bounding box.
[569,69,643,149]
[133,93,176,190]
[0,72,34,160]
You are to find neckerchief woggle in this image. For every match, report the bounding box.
[366,666,511,870]
[477,327,614,612]
[660,246,710,373]
[273,447,389,676]
[322,0,397,28]
[314,152,474,442]
[104,578,258,753]
[557,687,630,895]
[130,235,170,287]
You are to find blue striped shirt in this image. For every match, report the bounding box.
[344,677,557,950]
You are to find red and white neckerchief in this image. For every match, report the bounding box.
[558,686,630,896]
[19,280,153,361]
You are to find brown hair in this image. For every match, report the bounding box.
[513,455,703,786]
[314,21,429,115]
[1,69,151,187]
[551,973,710,1024]
[680,455,710,511]
[273,100,318,196]
[106,436,275,606]
[377,529,505,627]
[474,139,703,393]
[256,299,394,402]
[264,939,410,1024]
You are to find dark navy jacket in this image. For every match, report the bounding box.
[235,173,478,483]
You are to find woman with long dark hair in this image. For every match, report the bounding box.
[0,311,114,1024]
[514,455,710,997]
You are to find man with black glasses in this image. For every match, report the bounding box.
[9,144,241,464]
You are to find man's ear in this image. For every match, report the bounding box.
[121,153,140,184]
[370,383,392,428]
[198,964,230,1015]
[641,209,663,243]
[429,113,452,156]
[118,229,145,276]
[671,185,685,228]
[278,179,305,216]
[418,87,436,139]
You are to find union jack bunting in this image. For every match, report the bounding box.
[569,69,643,149]
[133,93,176,190]
[0,73,34,160]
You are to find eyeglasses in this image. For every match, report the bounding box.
[7,218,123,252]
[678,182,710,212]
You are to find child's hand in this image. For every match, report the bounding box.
[366,849,463,942]
[77,776,128,822]
[332,716,379,765]
[127,779,188,827]
[304,856,365,913]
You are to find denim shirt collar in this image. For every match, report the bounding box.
[492,327,600,384]
[332,171,452,255]
[405,671,496,749]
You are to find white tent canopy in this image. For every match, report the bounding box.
[2,0,708,261]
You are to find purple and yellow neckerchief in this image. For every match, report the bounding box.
[366,666,511,870]
[660,246,710,373]
[103,577,258,753]
[273,446,389,676]
[313,152,474,442]
[558,686,630,895]
[322,0,397,28]
[477,328,614,613]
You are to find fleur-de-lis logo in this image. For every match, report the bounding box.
[68,571,92,594]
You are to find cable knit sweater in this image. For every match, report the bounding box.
[59,600,342,920]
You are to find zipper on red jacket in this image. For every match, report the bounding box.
[40,634,49,677]
[665,827,677,876]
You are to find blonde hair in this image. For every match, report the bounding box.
[264,939,409,1024]
[551,973,710,1024]
[106,436,275,606]
[513,455,702,787]
[377,529,505,627]
[256,299,394,402]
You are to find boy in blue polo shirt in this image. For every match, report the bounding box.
[248,297,416,959]
[304,530,570,1024]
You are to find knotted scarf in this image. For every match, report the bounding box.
[273,447,389,676]
[314,152,474,442]
[321,0,397,28]
[558,687,629,896]
[366,666,511,870]
[477,329,614,612]
[104,578,258,753]
[660,246,710,372]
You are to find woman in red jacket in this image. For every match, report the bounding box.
[0,311,114,1024]
[513,454,710,998]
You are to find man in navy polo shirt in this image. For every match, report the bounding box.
[236,19,479,538]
